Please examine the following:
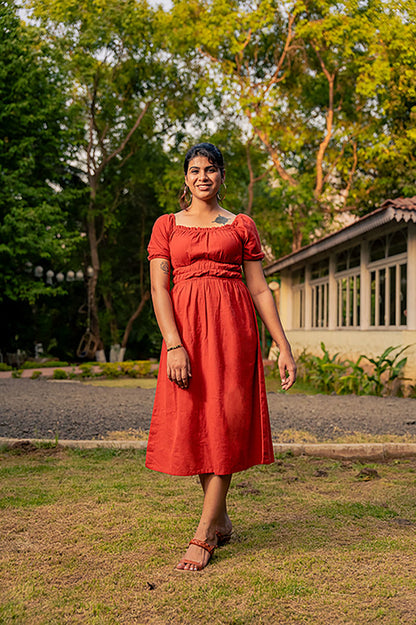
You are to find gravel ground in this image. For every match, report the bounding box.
[1,379,416,442]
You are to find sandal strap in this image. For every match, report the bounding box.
[189,538,216,555]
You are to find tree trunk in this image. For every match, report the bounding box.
[121,291,151,350]
[87,206,103,352]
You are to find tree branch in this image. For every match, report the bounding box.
[121,291,151,349]
[312,44,336,199]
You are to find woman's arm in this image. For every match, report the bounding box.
[243,259,296,390]
[150,258,191,388]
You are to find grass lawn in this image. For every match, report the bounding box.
[1,445,415,624]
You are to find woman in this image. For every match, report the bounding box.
[147,143,296,572]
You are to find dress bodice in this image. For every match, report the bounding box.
[147,213,264,284]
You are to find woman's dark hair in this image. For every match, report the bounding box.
[179,143,225,209]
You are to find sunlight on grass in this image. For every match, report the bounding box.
[83,378,157,389]
[0,447,415,624]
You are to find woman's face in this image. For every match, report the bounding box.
[185,156,224,203]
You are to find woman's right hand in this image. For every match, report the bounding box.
[167,346,192,389]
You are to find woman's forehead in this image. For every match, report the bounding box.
[187,155,217,169]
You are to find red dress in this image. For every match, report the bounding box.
[146,213,274,476]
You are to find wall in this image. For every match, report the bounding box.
[284,329,416,384]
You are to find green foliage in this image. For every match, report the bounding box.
[0,363,12,371]
[22,361,69,369]
[78,363,94,378]
[97,360,153,379]
[11,369,22,378]
[295,343,410,397]
[98,363,124,378]
[362,345,409,396]
[30,371,42,379]
[52,368,68,379]
[0,2,82,305]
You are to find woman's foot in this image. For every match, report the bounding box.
[216,514,233,546]
[175,537,216,572]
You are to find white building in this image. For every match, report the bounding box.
[264,197,416,384]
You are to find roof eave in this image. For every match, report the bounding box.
[264,207,415,275]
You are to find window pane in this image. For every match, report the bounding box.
[369,237,386,262]
[342,278,347,326]
[349,245,361,268]
[371,271,376,326]
[379,268,386,326]
[356,275,361,326]
[389,266,396,326]
[300,289,304,327]
[336,251,348,272]
[388,229,407,257]
[400,264,407,325]
[337,281,340,326]
[349,276,354,326]
[311,259,329,280]
[292,268,305,285]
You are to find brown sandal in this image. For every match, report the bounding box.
[175,538,216,572]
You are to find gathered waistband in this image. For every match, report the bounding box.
[173,262,243,284]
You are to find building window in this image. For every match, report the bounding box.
[370,262,407,327]
[310,259,329,328]
[337,274,360,327]
[368,228,407,327]
[311,281,328,328]
[335,245,360,272]
[292,268,305,328]
[335,247,361,328]
[311,259,329,280]
[369,229,407,262]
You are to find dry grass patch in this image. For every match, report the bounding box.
[0,446,415,624]
[83,378,157,389]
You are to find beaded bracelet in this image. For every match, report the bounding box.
[167,344,183,352]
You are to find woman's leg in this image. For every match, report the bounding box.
[176,473,232,571]
[199,473,233,538]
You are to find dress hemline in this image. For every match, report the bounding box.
[144,457,275,477]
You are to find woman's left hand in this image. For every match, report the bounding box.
[278,348,297,391]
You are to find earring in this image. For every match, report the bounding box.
[217,182,227,202]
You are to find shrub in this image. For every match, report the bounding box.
[98,363,123,378]
[78,363,93,378]
[11,369,23,378]
[52,369,68,380]
[30,371,42,380]
[0,363,12,371]
[287,343,410,397]
[134,360,151,377]
[22,361,69,369]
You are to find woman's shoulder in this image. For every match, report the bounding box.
[154,213,175,225]
[152,213,175,232]
[233,213,258,230]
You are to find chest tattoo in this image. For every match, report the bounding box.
[213,214,230,225]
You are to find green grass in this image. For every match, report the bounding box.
[265,377,320,394]
[1,447,416,624]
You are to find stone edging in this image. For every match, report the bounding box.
[2,438,416,461]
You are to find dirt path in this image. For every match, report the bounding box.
[1,379,415,442]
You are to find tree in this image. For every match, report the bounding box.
[167,0,416,249]
[0,1,82,307]
[28,0,202,359]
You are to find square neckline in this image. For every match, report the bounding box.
[173,213,241,230]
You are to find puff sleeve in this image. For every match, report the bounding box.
[147,214,173,261]
[238,214,265,261]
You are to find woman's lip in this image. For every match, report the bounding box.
[197,185,211,189]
